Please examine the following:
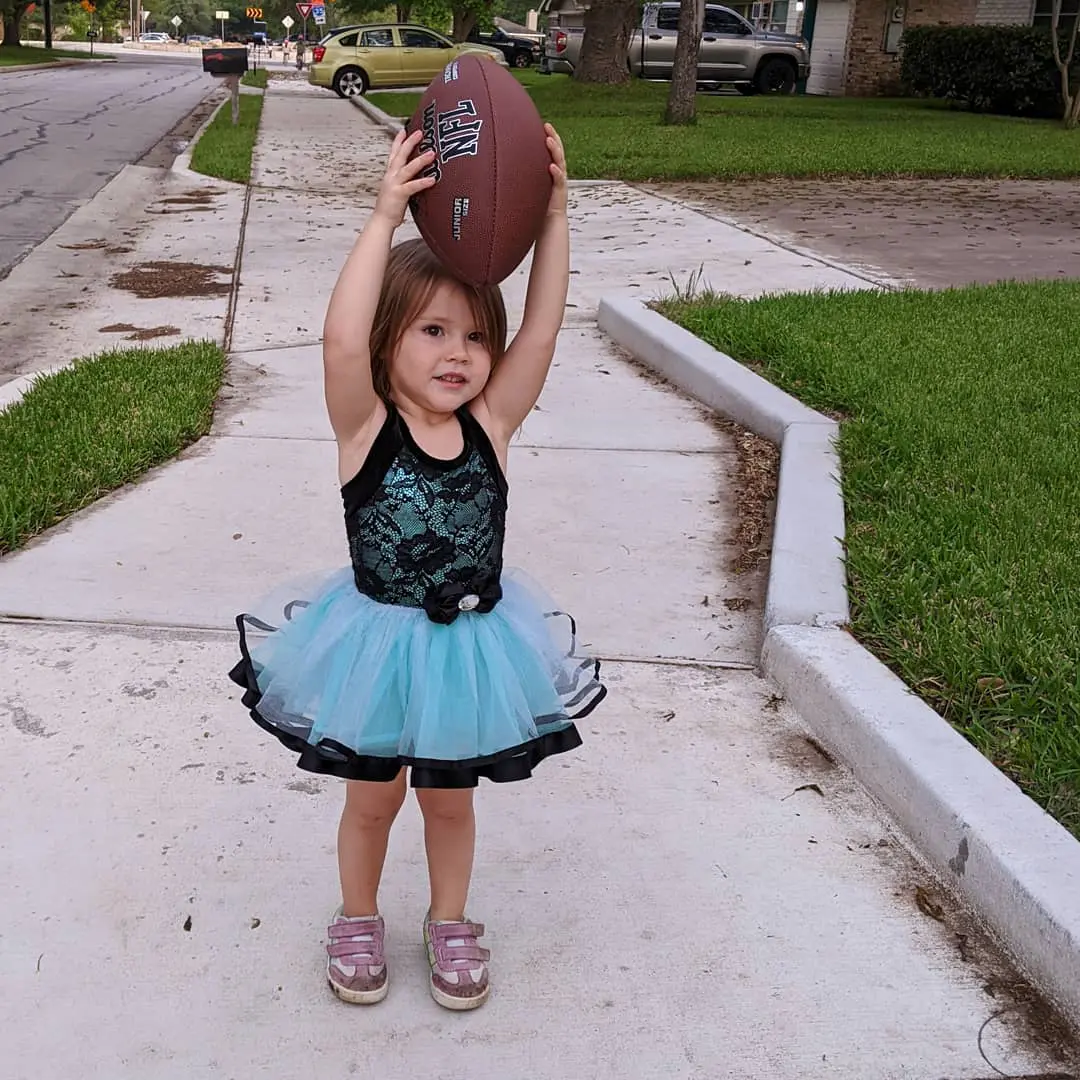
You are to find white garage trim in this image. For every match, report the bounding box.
[806,0,852,96]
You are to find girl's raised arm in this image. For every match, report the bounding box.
[323,130,435,444]
[479,125,570,440]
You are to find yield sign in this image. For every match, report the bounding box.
[296,2,312,16]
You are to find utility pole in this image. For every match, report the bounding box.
[43,0,53,48]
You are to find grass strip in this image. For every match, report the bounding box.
[0,46,106,66]
[241,68,268,88]
[371,70,1080,180]
[190,92,264,184]
[657,282,1080,836]
[0,342,225,555]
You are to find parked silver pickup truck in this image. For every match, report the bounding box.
[543,2,810,95]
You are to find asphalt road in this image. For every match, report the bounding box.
[0,53,217,278]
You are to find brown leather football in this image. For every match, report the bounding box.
[405,55,553,288]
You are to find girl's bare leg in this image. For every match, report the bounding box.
[414,787,476,921]
[337,772,407,916]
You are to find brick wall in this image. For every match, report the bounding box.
[844,0,979,95]
[973,0,1032,23]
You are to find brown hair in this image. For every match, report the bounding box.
[369,238,508,404]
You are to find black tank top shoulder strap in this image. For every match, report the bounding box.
[457,406,509,502]
[341,402,402,514]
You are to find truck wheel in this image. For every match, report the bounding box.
[333,66,368,98]
[513,50,532,68]
[754,58,797,95]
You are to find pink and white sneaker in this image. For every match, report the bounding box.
[423,914,491,1010]
[326,908,389,1005]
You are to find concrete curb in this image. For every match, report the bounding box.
[597,295,848,630]
[0,364,71,414]
[598,293,1080,1028]
[170,95,241,186]
[0,58,117,73]
[349,93,405,135]
[764,624,1080,1027]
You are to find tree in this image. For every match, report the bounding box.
[1050,0,1080,127]
[1,0,31,47]
[495,0,532,26]
[412,0,451,31]
[449,0,490,40]
[663,0,702,124]
[573,0,635,84]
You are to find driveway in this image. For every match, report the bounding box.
[645,178,1080,289]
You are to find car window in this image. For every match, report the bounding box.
[401,28,444,48]
[656,5,680,30]
[704,8,749,34]
[360,28,393,47]
[336,32,359,47]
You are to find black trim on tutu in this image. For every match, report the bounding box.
[228,620,598,789]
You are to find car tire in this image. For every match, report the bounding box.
[753,58,797,95]
[513,50,532,68]
[333,66,368,98]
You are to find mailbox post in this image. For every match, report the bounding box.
[202,46,249,125]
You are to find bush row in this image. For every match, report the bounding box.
[900,25,1078,118]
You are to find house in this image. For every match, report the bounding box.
[804,0,1066,95]
[537,0,1070,96]
[538,0,800,33]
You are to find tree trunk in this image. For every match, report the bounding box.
[451,8,478,41]
[664,0,704,125]
[1049,0,1080,127]
[2,4,30,46]
[395,3,411,22]
[574,0,637,85]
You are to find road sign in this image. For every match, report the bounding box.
[215,9,229,18]
[245,6,262,16]
[295,2,312,16]
[170,15,181,26]
[281,14,294,27]
[312,4,325,24]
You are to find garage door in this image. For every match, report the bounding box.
[806,0,851,95]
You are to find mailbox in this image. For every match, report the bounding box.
[202,47,249,75]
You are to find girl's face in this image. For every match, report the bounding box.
[388,281,494,413]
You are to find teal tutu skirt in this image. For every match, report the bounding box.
[228,569,604,788]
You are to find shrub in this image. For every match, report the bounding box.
[900,25,1077,118]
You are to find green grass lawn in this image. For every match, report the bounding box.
[241,68,268,88]
[658,282,1080,836]
[0,342,225,555]
[370,70,1080,180]
[190,92,264,184]
[0,45,105,66]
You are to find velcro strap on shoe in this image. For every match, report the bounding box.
[327,940,378,960]
[439,944,491,964]
[328,920,381,939]
[430,921,484,942]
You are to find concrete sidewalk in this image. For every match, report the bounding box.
[1,80,1073,1079]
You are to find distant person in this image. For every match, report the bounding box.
[227,125,602,1011]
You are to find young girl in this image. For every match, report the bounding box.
[229,124,605,1011]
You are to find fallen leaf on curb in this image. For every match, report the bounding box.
[915,885,945,922]
[183,915,193,932]
[782,783,824,800]
[250,917,261,930]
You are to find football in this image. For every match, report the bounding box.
[405,54,553,288]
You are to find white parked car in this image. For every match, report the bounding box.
[138,32,172,43]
